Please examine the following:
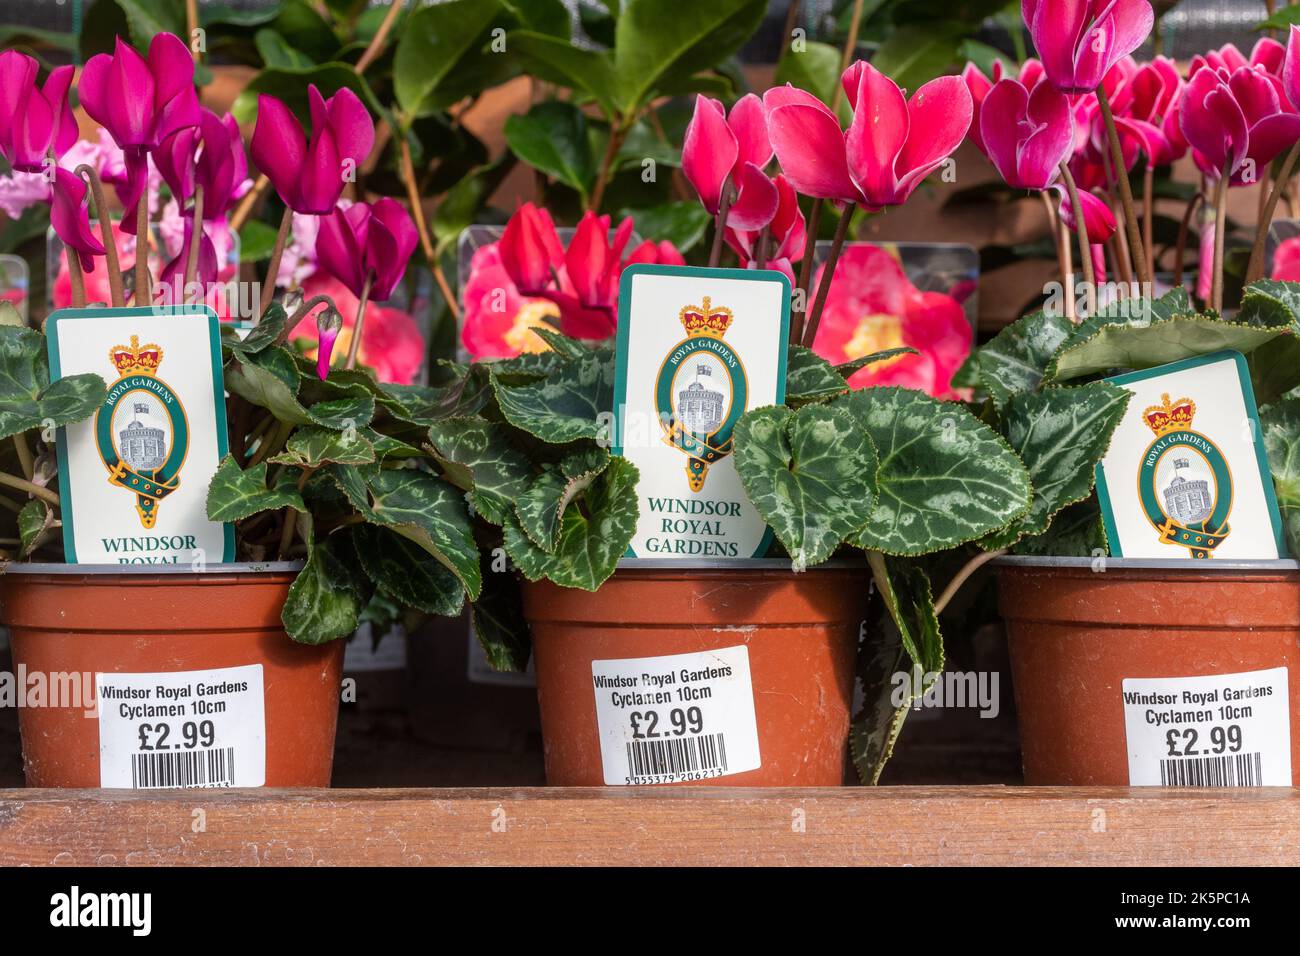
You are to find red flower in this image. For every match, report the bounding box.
[1271,236,1300,282]
[808,244,971,399]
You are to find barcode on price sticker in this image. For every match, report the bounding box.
[96,664,266,789]
[591,646,760,785]
[1121,667,1292,787]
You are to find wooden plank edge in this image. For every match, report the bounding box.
[0,786,1295,866]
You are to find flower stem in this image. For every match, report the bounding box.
[1058,216,1076,323]
[134,197,151,306]
[277,467,315,559]
[248,419,292,469]
[1246,139,1300,284]
[708,186,734,268]
[258,205,293,322]
[229,174,270,233]
[791,197,822,343]
[275,294,333,347]
[755,226,770,270]
[355,0,404,75]
[345,272,374,371]
[184,184,205,304]
[802,202,854,348]
[13,434,33,482]
[66,248,86,309]
[0,471,59,507]
[397,133,461,322]
[1058,161,1095,316]
[1173,189,1202,289]
[1142,164,1155,277]
[829,0,866,112]
[934,548,1006,616]
[1212,166,1229,314]
[1097,85,1151,290]
[590,122,627,213]
[76,165,124,308]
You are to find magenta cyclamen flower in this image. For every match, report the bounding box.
[682,93,774,221]
[315,307,343,381]
[1180,64,1300,184]
[78,34,201,230]
[158,219,217,305]
[0,51,77,173]
[315,198,419,301]
[1023,0,1154,94]
[977,78,1074,191]
[765,61,972,210]
[154,110,248,220]
[50,168,106,273]
[251,85,375,215]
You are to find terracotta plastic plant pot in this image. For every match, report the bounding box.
[999,556,1300,786]
[1,563,344,788]
[522,559,866,787]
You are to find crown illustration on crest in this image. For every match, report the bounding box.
[1143,393,1195,436]
[108,336,163,377]
[679,296,733,338]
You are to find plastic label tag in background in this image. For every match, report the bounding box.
[591,645,761,786]
[96,664,266,789]
[1121,667,1291,786]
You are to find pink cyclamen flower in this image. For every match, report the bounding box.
[0,51,76,173]
[625,239,687,268]
[681,94,774,220]
[315,197,419,302]
[1285,26,1300,111]
[497,201,565,296]
[1055,184,1117,243]
[726,173,806,282]
[78,34,201,230]
[250,85,375,215]
[561,211,634,322]
[1180,64,1300,184]
[1111,56,1187,167]
[155,109,249,220]
[50,167,106,273]
[315,306,343,380]
[1023,0,1154,95]
[766,61,972,210]
[963,58,1047,154]
[978,77,1074,190]
[157,219,217,306]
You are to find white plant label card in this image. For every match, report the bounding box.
[591,645,761,785]
[1095,350,1286,559]
[613,264,790,559]
[1121,667,1291,786]
[96,664,266,789]
[47,306,234,564]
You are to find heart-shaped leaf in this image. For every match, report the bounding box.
[17,499,54,558]
[427,417,534,525]
[351,524,466,617]
[733,404,878,567]
[365,468,482,599]
[206,454,306,522]
[492,351,615,444]
[472,556,532,672]
[973,308,1073,409]
[982,382,1130,550]
[0,327,106,441]
[840,387,1031,555]
[504,455,639,590]
[270,426,376,468]
[785,346,849,406]
[282,535,364,644]
[514,446,610,551]
[1012,498,1108,556]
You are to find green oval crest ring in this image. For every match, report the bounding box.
[655,297,748,492]
[95,335,190,530]
[1138,393,1232,558]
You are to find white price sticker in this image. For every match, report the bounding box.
[591,645,761,785]
[96,664,266,789]
[1122,667,1291,786]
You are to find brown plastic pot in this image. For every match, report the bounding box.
[1,563,344,788]
[999,556,1300,785]
[522,559,866,787]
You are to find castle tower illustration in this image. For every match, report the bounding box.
[118,402,166,471]
[1162,458,1212,524]
[677,364,723,434]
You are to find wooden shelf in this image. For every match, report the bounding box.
[1,786,1297,866]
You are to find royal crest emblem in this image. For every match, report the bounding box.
[1137,393,1232,558]
[96,335,190,529]
[654,297,748,491]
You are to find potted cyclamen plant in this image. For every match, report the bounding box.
[964,5,1300,786]
[448,62,1053,788]
[0,34,477,789]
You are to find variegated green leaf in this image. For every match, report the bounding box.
[206,454,306,521]
[840,387,1031,555]
[973,308,1073,409]
[426,417,534,525]
[365,468,482,599]
[528,326,589,359]
[270,426,376,468]
[472,557,531,672]
[1012,498,1108,556]
[225,347,313,425]
[1046,317,1285,383]
[515,446,610,551]
[17,499,54,558]
[1240,281,1300,402]
[487,349,568,384]
[785,346,848,406]
[225,301,288,357]
[0,326,106,440]
[1063,287,1194,346]
[1262,396,1300,556]
[1234,279,1300,329]
[833,347,917,379]
[282,534,364,644]
[982,382,1130,550]
[733,404,877,567]
[503,455,638,590]
[492,351,615,444]
[309,396,376,430]
[351,523,466,617]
